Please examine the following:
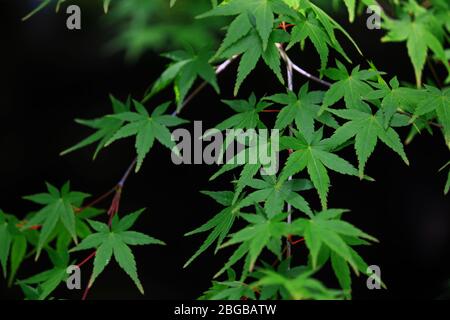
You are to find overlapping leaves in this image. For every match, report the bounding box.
[22,182,90,259]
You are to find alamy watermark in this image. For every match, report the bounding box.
[171,121,280,175]
[66,5,81,30]
[366,265,382,290]
[66,265,81,290]
[366,5,382,30]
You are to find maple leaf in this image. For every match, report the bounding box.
[0,211,12,278]
[324,105,410,178]
[144,49,219,110]
[220,205,291,272]
[290,209,377,282]
[218,28,287,95]
[364,77,414,128]
[239,175,313,218]
[198,0,292,50]
[214,93,272,131]
[22,182,90,259]
[60,95,131,159]
[265,83,338,141]
[17,249,70,300]
[105,100,188,171]
[70,209,165,294]
[0,211,28,283]
[322,62,379,111]
[382,15,449,87]
[183,190,247,268]
[413,86,450,149]
[279,128,359,209]
[253,268,344,300]
[287,12,331,71]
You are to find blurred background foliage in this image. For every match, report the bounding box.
[103,0,350,61]
[103,0,227,61]
[25,0,350,62]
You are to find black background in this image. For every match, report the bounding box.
[0,0,449,300]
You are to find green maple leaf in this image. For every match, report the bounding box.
[342,0,356,22]
[144,49,219,110]
[0,211,28,284]
[218,27,287,95]
[200,269,256,300]
[287,12,331,71]
[0,211,13,278]
[324,105,410,178]
[291,209,377,272]
[265,83,338,141]
[105,100,188,171]
[219,205,291,273]
[364,77,413,128]
[254,268,344,300]
[279,128,359,209]
[239,175,313,218]
[307,1,361,60]
[208,129,280,204]
[70,209,165,294]
[322,62,379,111]
[382,15,449,87]
[61,95,131,158]
[198,0,293,51]
[413,86,450,149]
[22,182,90,259]
[184,190,247,268]
[208,94,273,184]
[215,93,273,131]
[17,249,69,300]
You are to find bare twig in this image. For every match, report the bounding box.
[277,44,444,131]
[79,53,238,301]
[284,47,294,261]
[174,55,239,115]
[277,44,332,88]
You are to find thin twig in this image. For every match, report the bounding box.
[278,44,444,130]
[285,46,294,261]
[80,53,238,301]
[174,55,239,115]
[75,188,116,213]
[77,251,96,268]
[277,44,332,88]
[398,110,443,129]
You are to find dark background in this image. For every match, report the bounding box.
[0,1,449,300]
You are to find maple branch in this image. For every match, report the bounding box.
[79,53,238,301]
[276,44,332,88]
[75,188,116,213]
[278,44,444,131]
[174,55,239,115]
[284,49,294,260]
[77,251,96,268]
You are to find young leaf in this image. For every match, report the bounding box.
[322,64,379,111]
[413,86,450,149]
[60,95,131,159]
[184,190,247,268]
[280,129,359,209]
[22,183,90,259]
[71,210,165,294]
[325,107,409,178]
[106,100,188,171]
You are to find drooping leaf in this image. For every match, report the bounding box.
[71,210,165,294]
